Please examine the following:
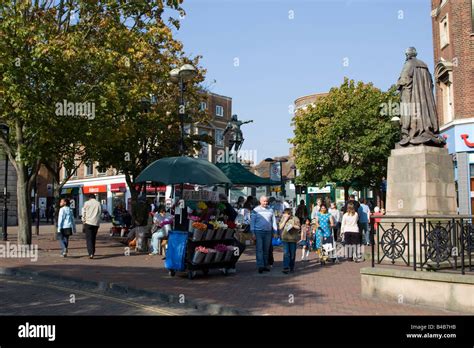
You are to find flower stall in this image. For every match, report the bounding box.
[135,156,243,280]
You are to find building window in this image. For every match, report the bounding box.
[441,82,454,124]
[215,105,224,117]
[215,129,224,147]
[199,102,207,111]
[439,15,449,48]
[64,166,77,179]
[471,0,474,33]
[96,163,106,175]
[85,162,94,176]
[198,130,209,160]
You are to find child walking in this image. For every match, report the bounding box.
[299,218,313,261]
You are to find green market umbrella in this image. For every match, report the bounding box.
[135,156,232,186]
[215,162,280,186]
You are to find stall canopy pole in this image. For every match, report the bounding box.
[180,183,184,224]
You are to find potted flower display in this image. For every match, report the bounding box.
[192,222,208,241]
[224,245,237,262]
[192,246,208,264]
[214,244,228,263]
[203,248,216,263]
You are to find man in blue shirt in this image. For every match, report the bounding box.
[358,198,371,245]
[251,196,277,273]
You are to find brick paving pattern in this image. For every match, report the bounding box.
[0,224,462,315]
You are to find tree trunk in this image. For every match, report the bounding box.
[16,167,32,245]
[343,185,350,202]
[125,172,141,224]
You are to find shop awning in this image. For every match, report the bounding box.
[61,187,80,195]
[146,185,166,193]
[134,184,167,193]
[110,183,127,193]
[215,162,280,186]
[83,185,107,194]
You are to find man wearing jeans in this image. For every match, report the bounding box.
[250,196,277,274]
[358,198,371,246]
[82,194,102,259]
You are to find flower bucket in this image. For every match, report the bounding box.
[224,249,235,262]
[204,251,215,263]
[192,251,206,264]
[204,229,215,241]
[214,251,225,263]
[192,228,205,242]
[224,228,235,240]
[214,228,225,240]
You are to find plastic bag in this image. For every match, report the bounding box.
[165,231,188,271]
[272,236,282,246]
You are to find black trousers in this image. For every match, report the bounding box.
[84,224,99,256]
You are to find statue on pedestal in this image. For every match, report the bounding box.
[223,114,253,153]
[396,47,445,146]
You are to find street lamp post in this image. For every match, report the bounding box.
[265,157,288,198]
[170,64,197,156]
[0,124,9,241]
[290,164,297,205]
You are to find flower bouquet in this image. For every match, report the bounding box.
[192,246,208,264]
[197,201,208,210]
[188,215,200,232]
[189,215,201,222]
[226,221,237,229]
[192,222,208,241]
[224,245,237,262]
[203,248,216,263]
[214,244,228,263]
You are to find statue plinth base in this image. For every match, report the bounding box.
[386,145,457,215]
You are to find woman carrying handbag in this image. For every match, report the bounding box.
[57,198,76,257]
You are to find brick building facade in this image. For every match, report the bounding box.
[432,0,474,213]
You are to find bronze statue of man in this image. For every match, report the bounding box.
[396,47,445,146]
[223,114,253,153]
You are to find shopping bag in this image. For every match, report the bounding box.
[272,236,282,246]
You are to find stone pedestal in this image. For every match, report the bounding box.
[386,145,457,215]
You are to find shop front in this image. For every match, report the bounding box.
[83,185,108,212]
[441,121,474,214]
[110,183,127,210]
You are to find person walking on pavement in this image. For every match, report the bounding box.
[279,208,301,274]
[358,198,371,246]
[311,198,322,219]
[341,202,362,262]
[313,204,335,261]
[251,196,277,274]
[82,194,102,259]
[329,202,342,241]
[342,194,360,214]
[295,199,309,224]
[299,218,313,261]
[57,198,76,257]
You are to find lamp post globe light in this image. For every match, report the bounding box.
[170,64,198,155]
[0,124,9,241]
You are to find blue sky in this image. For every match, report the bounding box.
[172,0,435,162]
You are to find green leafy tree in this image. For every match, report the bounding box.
[291,78,400,201]
[79,2,212,220]
[0,0,190,244]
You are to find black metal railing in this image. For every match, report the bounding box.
[372,215,473,275]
